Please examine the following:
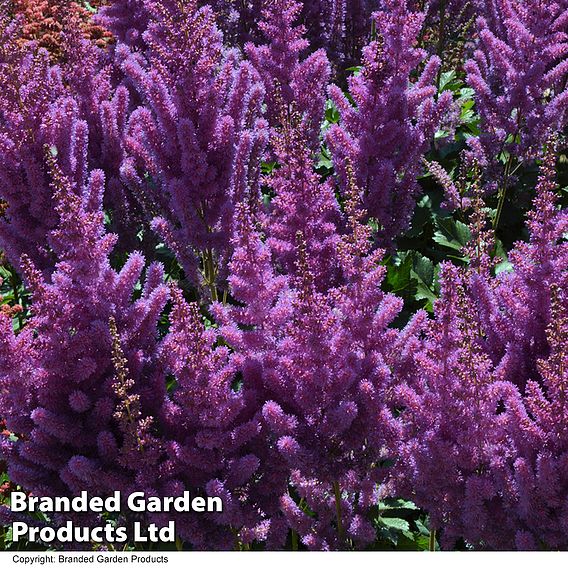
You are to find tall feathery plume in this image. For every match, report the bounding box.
[0,141,168,536]
[245,0,331,147]
[464,0,568,209]
[326,0,452,245]
[120,0,267,290]
[0,19,67,272]
[396,143,568,549]
[213,171,417,549]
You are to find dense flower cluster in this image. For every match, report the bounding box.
[396,145,568,550]
[0,0,566,552]
[326,0,452,243]
[0,151,168,501]
[468,1,568,156]
[465,0,568,191]
[0,19,68,273]
[120,0,267,286]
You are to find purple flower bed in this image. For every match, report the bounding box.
[0,0,566,551]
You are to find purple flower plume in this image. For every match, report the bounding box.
[0,149,168,504]
[465,0,568,181]
[326,0,452,244]
[396,145,568,550]
[120,0,267,288]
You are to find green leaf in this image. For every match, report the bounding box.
[231,376,243,392]
[166,375,178,394]
[460,108,475,123]
[379,498,419,511]
[404,199,433,238]
[316,154,333,171]
[415,519,430,537]
[386,253,413,294]
[414,535,432,551]
[433,217,471,251]
[461,99,475,112]
[493,239,513,274]
[410,254,437,307]
[438,70,457,92]
[324,99,340,124]
[377,517,410,532]
[261,161,278,175]
[459,87,475,98]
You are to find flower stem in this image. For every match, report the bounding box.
[332,481,345,546]
[429,528,437,551]
[493,152,514,231]
[291,529,299,551]
[202,248,218,302]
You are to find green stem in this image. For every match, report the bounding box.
[493,152,514,231]
[202,248,218,302]
[332,481,345,546]
[291,529,299,551]
[230,527,241,551]
[429,528,437,551]
[494,113,523,232]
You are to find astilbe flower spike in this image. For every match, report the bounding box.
[496,283,568,550]
[465,0,568,182]
[150,284,272,550]
[0,146,169,521]
[0,5,129,271]
[396,144,568,549]
[95,0,150,49]
[244,0,341,289]
[210,0,375,75]
[265,107,342,290]
[300,0,375,70]
[59,18,142,247]
[245,0,331,147]
[0,18,68,272]
[461,141,568,392]
[326,0,452,245]
[121,0,267,288]
[213,173,419,549]
[395,260,515,548]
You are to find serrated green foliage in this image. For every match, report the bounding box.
[432,217,471,253]
[379,498,419,511]
[410,254,437,311]
[367,498,437,551]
